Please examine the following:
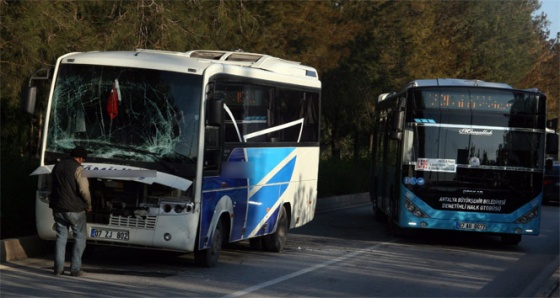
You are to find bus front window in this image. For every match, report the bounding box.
[47,64,203,168]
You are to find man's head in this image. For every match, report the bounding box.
[70,146,88,163]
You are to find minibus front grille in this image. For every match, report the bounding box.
[109,215,157,229]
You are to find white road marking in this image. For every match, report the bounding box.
[222,242,391,298]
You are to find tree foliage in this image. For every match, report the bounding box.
[1,0,557,160]
[319,0,558,158]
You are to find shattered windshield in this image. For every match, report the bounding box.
[47,64,202,166]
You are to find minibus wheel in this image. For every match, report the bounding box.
[194,220,223,267]
[263,205,288,252]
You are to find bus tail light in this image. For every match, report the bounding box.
[405,200,430,218]
[515,207,539,224]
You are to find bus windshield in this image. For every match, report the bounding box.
[405,87,546,169]
[47,64,202,166]
[403,126,545,170]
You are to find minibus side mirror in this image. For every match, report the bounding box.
[21,86,37,114]
[21,67,50,114]
[206,93,224,127]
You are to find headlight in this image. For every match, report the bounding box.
[405,200,430,218]
[515,207,539,224]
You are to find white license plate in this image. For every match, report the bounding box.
[457,222,487,231]
[91,228,129,241]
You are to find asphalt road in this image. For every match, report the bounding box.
[1,198,558,297]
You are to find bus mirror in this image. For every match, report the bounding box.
[546,132,559,155]
[389,110,404,140]
[21,86,37,114]
[21,67,51,114]
[206,94,224,127]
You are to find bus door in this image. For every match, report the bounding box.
[374,97,404,220]
[200,92,250,247]
[385,101,404,223]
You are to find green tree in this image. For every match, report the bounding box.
[1,0,558,203]
[319,0,554,160]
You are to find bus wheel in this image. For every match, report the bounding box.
[388,218,403,237]
[387,203,403,236]
[263,206,288,252]
[371,188,385,222]
[194,221,223,267]
[501,234,522,245]
[372,202,386,222]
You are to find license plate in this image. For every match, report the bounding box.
[457,222,487,231]
[90,228,129,241]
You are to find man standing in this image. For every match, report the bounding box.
[49,146,92,277]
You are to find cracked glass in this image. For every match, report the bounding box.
[47,64,202,173]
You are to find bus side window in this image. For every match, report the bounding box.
[270,89,307,142]
[299,92,319,142]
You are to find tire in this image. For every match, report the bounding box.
[501,234,522,245]
[387,199,403,237]
[372,201,386,222]
[371,179,385,222]
[194,220,223,267]
[262,206,288,252]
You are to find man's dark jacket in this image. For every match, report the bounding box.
[50,158,90,212]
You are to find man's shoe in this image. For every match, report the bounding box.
[53,270,63,276]
[70,270,86,277]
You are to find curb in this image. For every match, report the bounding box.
[315,192,370,214]
[1,235,51,262]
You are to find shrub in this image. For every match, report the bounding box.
[1,152,39,239]
[318,157,370,198]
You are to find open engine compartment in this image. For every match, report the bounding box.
[85,178,194,225]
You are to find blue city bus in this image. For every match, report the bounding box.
[24,50,321,266]
[370,78,558,244]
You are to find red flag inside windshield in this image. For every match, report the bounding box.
[107,79,120,119]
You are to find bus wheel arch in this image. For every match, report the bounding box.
[262,204,289,252]
[194,194,232,267]
[194,215,227,267]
